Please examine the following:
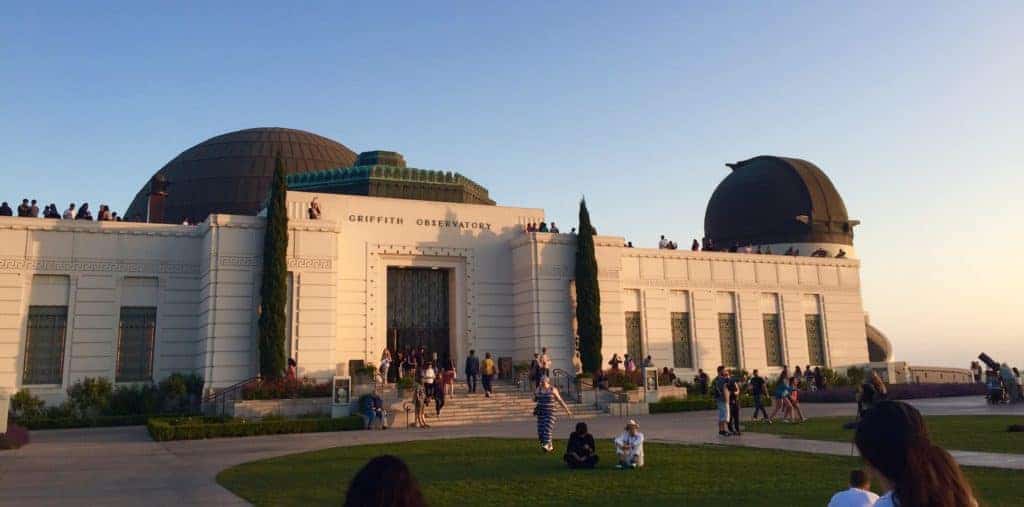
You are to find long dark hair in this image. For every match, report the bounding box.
[855,401,974,507]
[344,455,426,507]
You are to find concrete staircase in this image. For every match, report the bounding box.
[382,381,606,428]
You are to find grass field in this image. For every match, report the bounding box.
[743,415,1024,454]
[217,438,1024,506]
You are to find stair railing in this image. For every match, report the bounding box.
[202,375,262,416]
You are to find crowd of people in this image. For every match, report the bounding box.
[523,221,561,233]
[343,394,977,507]
[653,234,849,258]
[371,346,501,428]
[0,199,123,221]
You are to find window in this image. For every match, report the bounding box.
[805,314,826,366]
[624,311,643,361]
[763,314,784,366]
[23,306,68,385]
[671,312,693,369]
[116,307,157,382]
[804,294,826,366]
[718,313,740,367]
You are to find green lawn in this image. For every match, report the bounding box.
[744,415,1024,454]
[217,438,1024,506]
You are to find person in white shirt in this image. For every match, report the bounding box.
[63,203,76,220]
[614,419,645,469]
[828,470,879,507]
[658,235,669,249]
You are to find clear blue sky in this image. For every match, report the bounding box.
[2,2,1021,368]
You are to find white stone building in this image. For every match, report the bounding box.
[0,128,888,403]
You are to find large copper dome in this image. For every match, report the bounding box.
[704,156,857,247]
[125,127,357,223]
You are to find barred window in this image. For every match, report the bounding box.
[23,306,68,385]
[805,314,826,366]
[763,314,784,367]
[117,307,157,382]
[624,311,643,361]
[718,313,740,367]
[671,312,693,369]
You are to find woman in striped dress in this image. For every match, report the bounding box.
[534,375,572,452]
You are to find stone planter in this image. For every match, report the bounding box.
[230,397,332,419]
[607,402,649,417]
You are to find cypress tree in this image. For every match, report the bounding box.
[574,198,603,373]
[258,155,289,379]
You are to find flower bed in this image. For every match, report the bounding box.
[241,377,332,400]
[648,395,771,414]
[146,415,364,441]
[799,382,987,403]
[0,424,30,450]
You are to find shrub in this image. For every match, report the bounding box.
[108,384,162,416]
[396,376,415,390]
[0,424,30,450]
[66,377,114,418]
[621,381,639,391]
[146,415,364,441]
[846,366,866,387]
[242,377,331,400]
[15,415,148,430]
[648,395,771,414]
[9,389,45,419]
[800,382,987,403]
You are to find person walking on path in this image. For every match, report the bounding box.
[748,369,769,421]
[465,350,480,394]
[534,375,572,453]
[768,366,793,423]
[433,378,446,418]
[481,352,496,397]
[712,366,731,437]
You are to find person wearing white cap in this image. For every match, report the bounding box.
[614,419,645,469]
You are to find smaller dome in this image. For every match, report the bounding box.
[356,150,406,168]
[704,156,857,247]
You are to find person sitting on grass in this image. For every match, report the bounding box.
[614,419,644,469]
[344,455,425,507]
[564,422,599,469]
[828,469,879,507]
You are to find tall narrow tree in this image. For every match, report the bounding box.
[258,155,289,378]
[574,198,603,373]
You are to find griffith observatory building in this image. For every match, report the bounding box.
[0,127,899,402]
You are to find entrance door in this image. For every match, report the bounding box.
[625,311,643,362]
[387,267,451,361]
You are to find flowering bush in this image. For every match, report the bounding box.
[241,377,331,400]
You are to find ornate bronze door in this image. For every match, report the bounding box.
[387,268,451,359]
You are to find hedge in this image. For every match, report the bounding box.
[799,383,988,403]
[15,414,150,430]
[147,415,364,441]
[649,395,771,414]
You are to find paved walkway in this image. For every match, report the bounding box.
[1,397,1022,506]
